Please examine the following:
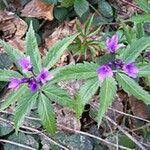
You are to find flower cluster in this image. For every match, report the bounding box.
[97,34,139,81]
[8,57,53,92]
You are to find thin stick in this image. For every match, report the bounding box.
[109,107,150,123]
[58,124,132,150]
[105,116,147,150]
[0,139,36,150]
[0,117,69,150]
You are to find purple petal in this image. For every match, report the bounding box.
[123,63,139,78]
[37,68,53,84]
[106,34,124,53]
[28,79,39,92]
[97,65,113,81]
[8,78,21,90]
[146,51,150,60]
[18,56,32,73]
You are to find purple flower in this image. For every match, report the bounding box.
[106,34,124,53]
[37,68,53,84]
[28,79,39,92]
[18,56,32,73]
[123,63,139,78]
[97,65,113,81]
[8,78,21,90]
[146,51,150,60]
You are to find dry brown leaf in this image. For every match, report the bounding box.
[0,10,27,52]
[21,0,54,21]
[129,96,149,119]
[54,104,81,130]
[44,20,76,49]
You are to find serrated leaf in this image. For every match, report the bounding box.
[0,40,24,70]
[74,0,89,17]
[138,64,150,77]
[42,84,74,108]
[84,14,94,35]
[120,37,150,63]
[97,77,117,126]
[51,62,98,83]
[25,22,42,74]
[38,93,56,135]
[0,85,28,111]
[79,78,100,106]
[14,92,38,131]
[116,73,150,105]
[135,0,150,13]
[0,69,22,81]
[43,34,77,69]
[128,14,150,23]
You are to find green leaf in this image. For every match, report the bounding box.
[79,78,100,106]
[0,40,24,66]
[128,14,150,23]
[0,85,28,111]
[120,37,150,63]
[74,0,89,17]
[61,0,74,7]
[97,77,117,126]
[84,14,94,35]
[51,62,98,83]
[138,64,150,77]
[43,34,77,69]
[14,92,38,131]
[38,93,56,135]
[54,7,69,22]
[25,22,42,74]
[98,0,113,18]
[135,0,150,13]
[42,84,74,108]
[116,73,150,105]
[0,69,22,81]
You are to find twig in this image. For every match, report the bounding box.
[0,116,130,150]
[0,117,69,150]
[0,139,36,150]
[105,116,147,150]
[109,107,150,123]
[58,124,132,150]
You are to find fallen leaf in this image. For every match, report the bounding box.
[0,10,26,52]
[21,0,54,21]
[54,104,81,130]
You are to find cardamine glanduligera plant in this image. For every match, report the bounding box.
[0,22,77,134]
[52,34,150,126]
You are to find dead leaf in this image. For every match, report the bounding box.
[129,96,149,119]
[0,10,27,40]
[21,0,54,21]
[44,20,76,49]
[54,104,81,130]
